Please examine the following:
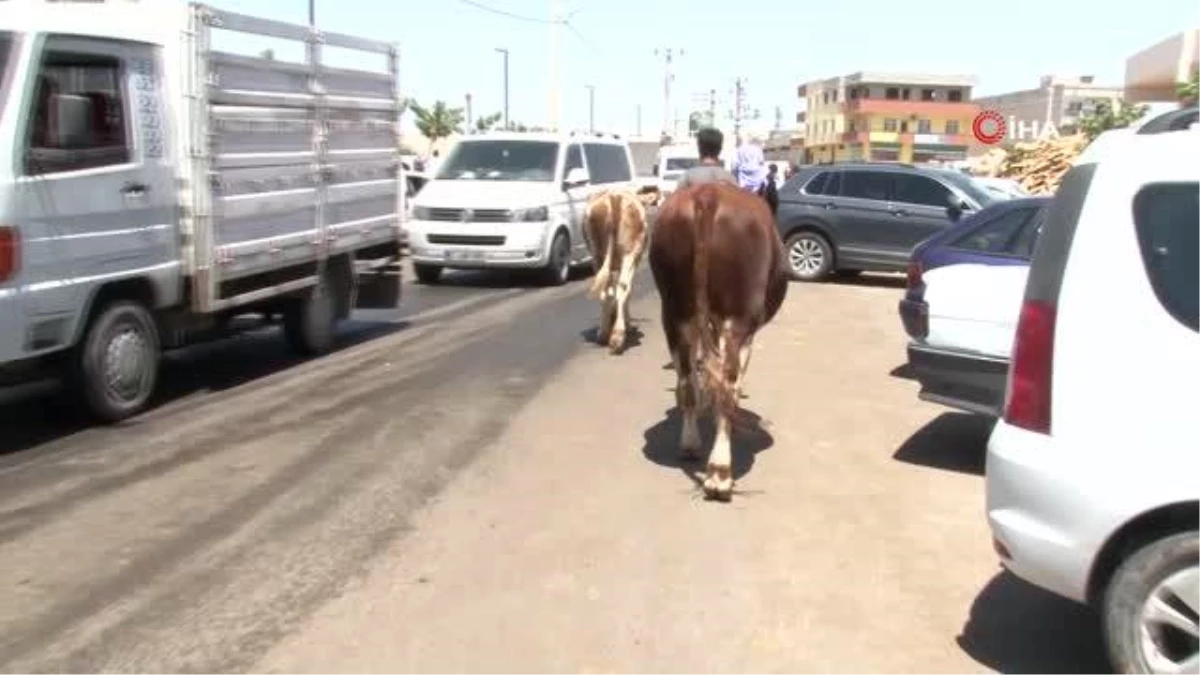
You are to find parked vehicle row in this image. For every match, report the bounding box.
[0,3,408,422]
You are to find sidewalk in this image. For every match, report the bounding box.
[255,278,1104,673]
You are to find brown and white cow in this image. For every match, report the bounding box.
[583,188,655,354]
[648,181,789,501]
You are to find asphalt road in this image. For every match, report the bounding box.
[0,266,633,672]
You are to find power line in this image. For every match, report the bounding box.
[454,0,555,24]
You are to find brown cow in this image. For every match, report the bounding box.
[648,181,789,501]
[584,188,654,354]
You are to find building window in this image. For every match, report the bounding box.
[861,87,870,99]
[847,119,856,133]
[883,118,898,132]
[917,119,932,134]
[885,87,899,100]
[1066,100,1083,115]
[921,89,935,101]
[899,120,909,133]
[902,88,911,100]
[945,120,960,135]
[948,89,963,102]
[849,87,859,100]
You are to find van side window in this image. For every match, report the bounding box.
[1132,182,1199,332]
[24,45,131,175]
[583,144,632,184]
[563,144,584,179]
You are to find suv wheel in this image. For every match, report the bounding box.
[1103,531,1199,674]
[785,231,833,281]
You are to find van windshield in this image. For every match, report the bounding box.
[0,32,15,113]
[437,140,560,182]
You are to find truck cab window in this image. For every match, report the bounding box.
[24,49,130,175]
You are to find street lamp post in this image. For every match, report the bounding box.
[586,84,595,133]
[308,0,315,25]
[495,48,510,130]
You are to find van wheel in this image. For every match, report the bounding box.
[413,263,442,284]
[283,272,339,356]
[541,231,571,286]
[785,231,834,281]
[1103,531,1199,674]
[72,301,161,423]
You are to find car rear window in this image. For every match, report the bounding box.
[949,206,1039,256]
[1132,182,1199,332]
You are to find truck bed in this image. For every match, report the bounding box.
[185,6,403,311]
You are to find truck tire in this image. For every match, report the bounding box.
[413,263,442,285]
[540,231,571,286]
[72,300,161,423]
[283,272,339,356]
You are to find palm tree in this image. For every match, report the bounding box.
[1176,69,1195,106]
[409,100,465,150]
[474,112,503,132]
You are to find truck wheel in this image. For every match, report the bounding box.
[283,273,338,356]
[540,231,571,286]
[413,263,442,285]
[72,301,161,423]
[1103,531,1199,674]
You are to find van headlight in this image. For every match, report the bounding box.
[512,206,549,222]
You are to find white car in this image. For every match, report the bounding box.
[405,131,638,285]
[986,107,1199,673]
[972,176,1030,200]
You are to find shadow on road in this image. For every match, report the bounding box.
[417,267,593,289]
[892,412,994,476]
[832,272,907,289]
[0,318,407,457]
[578,322,645,354]
[642,406,774,492]
[958,570,1111,674]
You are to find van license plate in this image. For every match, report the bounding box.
[445,250,484,261]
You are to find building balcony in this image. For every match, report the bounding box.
[842,130,970,145]
[841,99,980,117]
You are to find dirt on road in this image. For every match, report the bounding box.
[254,275,1109,674]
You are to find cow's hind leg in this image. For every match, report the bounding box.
[668,323,703,460]
[598,287,617,346]
[608,242,642,354]
[703,322,747,501]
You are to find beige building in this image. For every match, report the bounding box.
[972,75,1125,143]
[1125,29,1199,103]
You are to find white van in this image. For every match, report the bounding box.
[653,143,732,196]
[405,131,638,285]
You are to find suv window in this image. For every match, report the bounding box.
[892,173,954,208]
[950,207,1038,255]
[583,143,632,184]
[1132,182,1198,332]
[1009,211,1044,258]
[802,171,828,194]
[24,46,131,175]
[841,170,891,201]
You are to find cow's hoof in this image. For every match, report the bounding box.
[607,330,625,354]
[703,464,733,502]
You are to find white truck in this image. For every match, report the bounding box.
[0,0,408,422]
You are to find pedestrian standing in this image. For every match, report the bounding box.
[763,163,780,216]
[732,130,768,195]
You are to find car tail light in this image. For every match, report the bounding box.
[0,226,18,283]
[906,260,923,289]
[1004,299,1057,434]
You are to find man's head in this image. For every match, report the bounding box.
[433,150,440,158]
[767,163,778,176]
[695,127,723,160]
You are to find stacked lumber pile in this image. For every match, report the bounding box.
[995,134,1090,195]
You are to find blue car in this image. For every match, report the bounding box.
[899,196,1052,415]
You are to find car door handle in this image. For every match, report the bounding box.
[892,208,909,217]
[821,201,837,210]
[121,182,149,197]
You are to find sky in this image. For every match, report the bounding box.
[209,0,1199,139]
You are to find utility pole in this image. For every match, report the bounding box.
[708,88,716,127]
[733,77,746,141]
[308,0,314,26]
[654,48,682,139]
[548,0,563,130]
[585,84,595,133]
[495,48,510,130]
[465,93,474,132]
[636,104,642,136]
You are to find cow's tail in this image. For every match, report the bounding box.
[690,187,724,395]
[585,193,615,299]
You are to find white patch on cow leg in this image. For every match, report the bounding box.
[735,340,753,393]
[703,413,734,501]
[608,253,638,354]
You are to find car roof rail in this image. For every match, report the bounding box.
[1136,106,1198,134]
